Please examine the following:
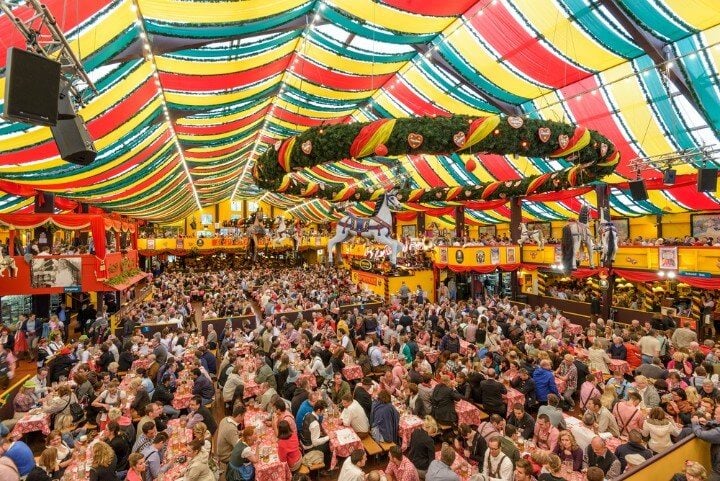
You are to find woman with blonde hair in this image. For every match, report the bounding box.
[600,384,618,410]
[192,421,212,452]
[186,439,214,481]
[588,339,612,374]
[686,386,701,407]
[679,461,708,481]
[26,447,58,481]
[538,454,566,481]
[126,454,145,481]
[89,441,118,481]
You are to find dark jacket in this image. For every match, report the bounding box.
[195,405,217,435]
[408,429,435,471]
[48,354,75,383]
[608,343,627,360]
[192,375,214,400]
[354,386,373,421]
[614,441,653,472]
[507,412,535,440]
[109,433,131,472]
[26,467,51,481]
[371,401,399,443]
[430,383,462,424]
[291,389,309,417]
[118,351,135,372]
[478,379,507,415]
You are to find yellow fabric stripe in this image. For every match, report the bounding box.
[512,0,622,71]
[332,0,455,34]
[302,42,404,76]
[402,70,494,116]
[602,64,696,174]
[157,40,297,76]
[67,3,135,62]
[137,0,309,24]
[664,0,720,31]
[450,28,551,96]
[372,93,410,118]
[165,76,282,106]
[0,198,33,214]
[646,191,685,212]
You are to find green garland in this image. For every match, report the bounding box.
[107,268,141,286]
[253,115,620,203]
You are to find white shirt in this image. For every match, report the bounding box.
[338,457,365,481]
[340,400,370,433]
[482,451,513,481]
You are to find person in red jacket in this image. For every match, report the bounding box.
[625,338,642,371]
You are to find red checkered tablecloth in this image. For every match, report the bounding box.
[555,376,567,394]
[243,410,292,481]
[505,388,525,415]
[566,323,583,335]
[342,365,364,381]
[323,418,363,470]
[435,449,478,481]
[609,359,630,374]
[399,414,423,450]
[10,413,51,438]
[455,400,484,427]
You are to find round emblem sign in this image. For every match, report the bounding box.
[475,251,485,263]
[455,250,464,264]
[196,238,204,247]
[359,259,373,271]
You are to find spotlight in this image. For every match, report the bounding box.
[628,178,648,201]
[663,169,676,185]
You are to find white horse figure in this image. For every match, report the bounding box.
[273,217,288,245]
[327,189,403,266]
[247,211,266,260]
[518,223,545,249]
[598,206,618,265]
[562,205,595,270]
[0,254,18,277]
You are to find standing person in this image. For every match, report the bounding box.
[385,445,419,481]
[216,405,244,475]
[478,369,507,418]
[185,440,214,481]
[691,406,720,481]
[371,390,400,444]
[430,377,462,425]
[407,418,437,479]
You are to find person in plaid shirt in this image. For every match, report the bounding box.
[386,445,420,481]
[555,354,578,409]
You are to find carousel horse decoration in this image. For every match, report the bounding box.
[561,205,595,271]
[518,223,545,249]
[246,210,266,261]
[598,205,618,264]
[0,251,18,277]
[272,216,289,246]
[327,188,403,267]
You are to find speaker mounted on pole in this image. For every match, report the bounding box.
[628,179,648,201]
[697,168,718,193]
[663,169,676,185]
[50,115,97,165]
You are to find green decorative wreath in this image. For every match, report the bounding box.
[253,115,619,203]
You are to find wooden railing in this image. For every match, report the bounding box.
[617,434,711,481]
[0,374,31,421]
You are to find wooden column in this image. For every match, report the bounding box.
[454,206,465,239]
[510,197,522,243]
[417,212,426,237]
[656,214,663,240]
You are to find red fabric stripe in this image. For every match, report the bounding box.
[380,0,476,16]
[411,156,447,186]
[664,184,720,210]
[160,55,291,92]
[92,160,180,202]
[559,78,645,179]
[176,108,266,136]
[467,3,589,88]
[292,57,393,90]
[478,154,521,181]
[270,108,334,128]
[388,83,449,116]
[186,138,254,159]
[0,0,110,69]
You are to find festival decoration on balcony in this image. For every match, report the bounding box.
[561,205,595,271]
[254,115,620,203]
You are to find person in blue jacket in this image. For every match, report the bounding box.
[0,437,36,477]
[691,407,720,481]
[532,359,559,404]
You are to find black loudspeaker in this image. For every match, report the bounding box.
[663,169,676,185]
[628,179,648,201]
[50,115,97,165]
[697,168,718,192]
[3,47,61,126]
[57,80,76,120]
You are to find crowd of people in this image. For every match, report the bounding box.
[0,265,719,481]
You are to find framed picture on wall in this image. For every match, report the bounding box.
[477,225,496,238]
[611,218,630,243]
[691,213,720,238]
[401,225,417,238]
[528,222,552,240]
[506,247,516,264]
[659,246,678,270]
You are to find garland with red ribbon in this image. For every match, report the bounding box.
[253,115,619,203]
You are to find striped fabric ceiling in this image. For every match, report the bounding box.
[0,0,719,223]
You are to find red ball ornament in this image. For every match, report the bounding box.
[465,158,477,172]
[374,144,388,156]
